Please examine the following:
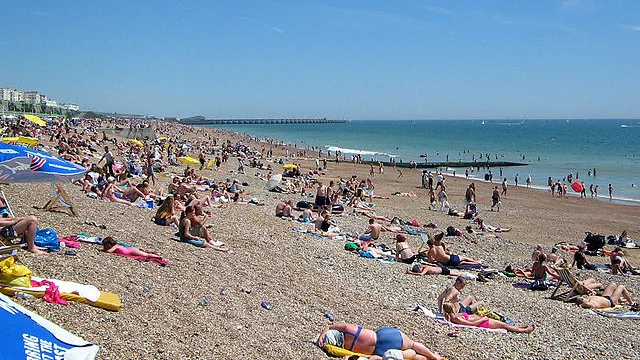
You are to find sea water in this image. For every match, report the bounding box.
[204,119,640,204]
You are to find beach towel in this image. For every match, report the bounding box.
[108,249,170,266]
[449,263,485,270]
[593,309,640,319]
[58,235,81,249]
[411,305,507,333]
[30,279,68,305]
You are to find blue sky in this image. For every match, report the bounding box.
[1,0,638,119]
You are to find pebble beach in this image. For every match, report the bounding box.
[7,121,640,360]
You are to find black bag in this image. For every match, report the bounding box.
[584,232,605,252]
[446,226,457,237]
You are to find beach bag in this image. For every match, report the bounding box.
[607,235,618,245]
[584,232,605,252]
[0,256,32,287]
[446,226,457,237]
[34,228,60,251]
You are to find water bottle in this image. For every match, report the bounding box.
[261,301,271,310]
[324,313,334,321]
[15,292,35,300]
[220,289,227,295]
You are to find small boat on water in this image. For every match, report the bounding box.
[481,121,486,125]
[419,153,428,158]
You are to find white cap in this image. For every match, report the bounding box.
[382,349,403,360]
[108,176,116,182]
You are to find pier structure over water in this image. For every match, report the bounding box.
[179,118,346,125]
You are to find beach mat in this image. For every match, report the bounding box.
[0,292,99,359]
[0,286,122,311]
[411,305,507,333]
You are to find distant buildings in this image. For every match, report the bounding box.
[0,87,79,111]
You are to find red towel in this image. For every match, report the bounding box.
[58,235,81,249]
[30,279,68,305]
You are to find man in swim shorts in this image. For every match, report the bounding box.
[427,233,483,267]
[576,282,637,309]
[358,219,386,242]
[437,276,484,314]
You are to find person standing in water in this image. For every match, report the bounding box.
[609,184,614,200]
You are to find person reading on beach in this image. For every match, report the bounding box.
[101,236,163,260]
[427,233,483,268]
[407,263,465,277]
[275,200,294,218]
[442,302,535,333]
[178,206,228,252]
[575,283,637,309]
[437,276,484,314]
[359,219,387,243]
[0,214,46,255]
[316,323,445,360]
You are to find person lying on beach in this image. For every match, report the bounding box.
[437,276,484,314]
[442,301,535,333]
[407,263,465,277]
[475,219,511,233]
[464,225,499,238]
[178,206,228,252]
[153,196,180,227]
[391,191,418,197]
[316,323,445,360]
[357,210,390,222]
[0,214,46,255]
[427,234,483,268]
[575,282,637,309]
[101,177,135,206]
[275,200,294,218]
[101,236,162,259]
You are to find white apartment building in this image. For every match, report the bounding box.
[0,88,23,102]
[0,87,79,111]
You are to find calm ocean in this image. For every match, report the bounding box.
[204,120,640,204]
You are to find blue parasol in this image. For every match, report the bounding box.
[0,142,85,182]
[0,292,99,359]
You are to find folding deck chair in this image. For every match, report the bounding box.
[549,267,597,302]
[41,182,78,216]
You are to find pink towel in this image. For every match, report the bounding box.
[30,279,68,305]
[110,250,170,266]
[58,235,81,249]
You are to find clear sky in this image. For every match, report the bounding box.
[1,0,638,120]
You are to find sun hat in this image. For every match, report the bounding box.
[382,349,403,360]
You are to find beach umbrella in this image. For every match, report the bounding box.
[177,156,200,165]
[265,174,282,191]
[22,114,47,127]
[282,164,298,170]
[128,139,144,147]
[0,292,99,360]
[0,142,85,183]
[1,136,38,148]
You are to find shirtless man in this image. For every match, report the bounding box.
[407,263,464,277]
[275,200,294,218]
[437,276,484,314]
[358,218,386,242]
[427,234,482,267]
[575,283,636,309]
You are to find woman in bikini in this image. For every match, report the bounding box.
[101,177,134,206]
[316,323,444,360]
[442,302,535,333]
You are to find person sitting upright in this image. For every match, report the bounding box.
[437,276,484,314]
[0,214,46,255]
[427,233,483,268]
[275,200,294,218]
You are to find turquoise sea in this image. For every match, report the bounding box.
[204,120,640,204]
